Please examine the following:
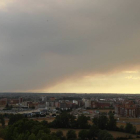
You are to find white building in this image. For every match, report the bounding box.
[85,100,91,108]
[73,100,78,105]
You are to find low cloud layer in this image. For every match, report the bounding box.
[0,0,140,92]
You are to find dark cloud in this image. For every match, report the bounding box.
[0,0,140,91]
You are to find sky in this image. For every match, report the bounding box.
[0,0,140,93]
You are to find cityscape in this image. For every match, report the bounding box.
[0,0,140,140]
[0,93,140,139]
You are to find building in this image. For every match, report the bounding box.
[27,102,39,109]
[0,98,7,106]
[85,99,91,108]
[91,101,110,109]
[38,102,46,108]
[115,100,140,118]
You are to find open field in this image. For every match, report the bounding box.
[108,131,136,138]
[117,117,140,131]
[50,128,137,139]
[51,128,81,136]
[117,122,140,131]
[118,117,140,122]
[31,117,55,123]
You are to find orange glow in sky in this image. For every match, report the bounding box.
[39,69,140,93]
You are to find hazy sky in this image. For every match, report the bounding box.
[0,0,140,93]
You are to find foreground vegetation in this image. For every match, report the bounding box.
[0,112,139,140]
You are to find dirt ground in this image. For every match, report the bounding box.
[51,128,81,136]
[50,128,137,139]
[31,117,55,123]
[117,122,140,131]
[117,117,140,131]
[118,117,140,122]
[108,131,136,138]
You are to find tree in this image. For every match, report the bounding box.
[119,125,124,132]
[41,120,48,126]
[93,115,108,129]
[15,133,29,140]
[125,123,136,134]
[107,114,117,130]
[131,126,136,134]
[66,130,77,140]
[108,111,113,116]
[92,117,98,126]
[4,119,51,140]
[55,130,63,138]
[77,115,90,129]
[97,130,114,140]
[8,114,24,125]
[88,125,99,139]
[28,133,36,140]
[37,130,45,139]
[5,104,13,110]
[50,113,76,128]
[78,130,89,140]
[0,114,5,128]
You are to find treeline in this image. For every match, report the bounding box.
[0,118,114,140]
[1,119,58,140]
[50,113,90,129]
[50,111,137,134]
[0,112,139,140]
[93,112,137,134]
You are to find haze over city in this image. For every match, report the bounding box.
[0,0,140,93]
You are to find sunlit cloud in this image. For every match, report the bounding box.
[43,70,140,93]
[125,76,140,80]
[0,0,15,10]
[123,71,139,74]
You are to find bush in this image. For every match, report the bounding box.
[78,130,89,140]
[66,130,77,140]
[97,130,114,140]
[125,123,136,134]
